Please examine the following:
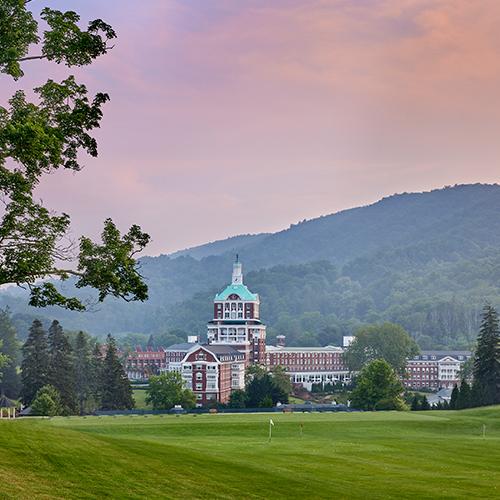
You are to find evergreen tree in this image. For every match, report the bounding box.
[89,343,104,409]
[74,332,92,415]
[20,320,49,405]
[449,384,459,410]
[456,379,472,410]
[411,395,420,411]
[0,309,21,399]
[473,304,500,406]
[31,385,62,417]
[100,335,134,410]
[420,395,431,411]
[147,334,155,348]
[47,321,76,414]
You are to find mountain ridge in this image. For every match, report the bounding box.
[2,183,500,350]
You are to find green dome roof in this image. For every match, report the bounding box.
[214,284,258,301]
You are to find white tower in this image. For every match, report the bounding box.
[232,255,243,285]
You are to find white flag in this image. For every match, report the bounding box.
[270,419,274,426]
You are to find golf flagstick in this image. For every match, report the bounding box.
[269,418,274,442]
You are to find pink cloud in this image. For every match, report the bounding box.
[2,0,500,254]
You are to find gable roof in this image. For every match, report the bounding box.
[166,343,197,351]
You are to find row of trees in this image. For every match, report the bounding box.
[21,320,134,414]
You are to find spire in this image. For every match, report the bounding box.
[232,255,243,285]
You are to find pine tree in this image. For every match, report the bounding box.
[473,304,500,406]
[89,343,104,410]
[20,320,49,406]
[100,335,134,410]
[420,395,431,410]
[47,321,77,414]
[449,384,459,410]
[0,309,21,399]
[411,395,420,411]
[74,332,91,415]
[456,379,472,410]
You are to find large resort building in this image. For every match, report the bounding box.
[124,258,471,404]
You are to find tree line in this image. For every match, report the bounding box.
[20,319,134,415]
[344,304,500,411]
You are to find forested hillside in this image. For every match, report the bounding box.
[2,184,500,349]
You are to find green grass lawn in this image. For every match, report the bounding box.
[1,407,499,499]
[132,389,150,409]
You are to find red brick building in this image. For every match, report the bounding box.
[125,346,167,381]
[404,351,471,390]
[266,344,350,390]
[165,343,245,405]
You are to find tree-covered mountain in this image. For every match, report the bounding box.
[2,183,500,349]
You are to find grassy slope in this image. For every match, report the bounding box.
[1,407,499,499]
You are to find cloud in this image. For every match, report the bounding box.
[2,0,500,254]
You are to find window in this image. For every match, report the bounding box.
[196,372,203,380]
[196,383,202,390]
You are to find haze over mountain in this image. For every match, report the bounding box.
[2,183,500,350]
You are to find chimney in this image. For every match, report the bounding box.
[343,336,355,347]
[276,335,286,347]
[188,335,199,344]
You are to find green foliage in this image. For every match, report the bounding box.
[411,395,420,411]
[3,185,500,347]
[20,319,49,405]
[456,380,472,410]
[100,335,134,411]
[73,331,98,415]
[0,342,8,382]
[420,396,430,411]
[31,384,62,416]
[351,359,406,411]
[47,320,76,414]
[242,365,290,408]
[146,372,196,410]
[0,309,20,397]
[0,1,149,311]
[228,389,247,408]
[472,304,500,406]
[449,384,459,410]
[344,323,419,374]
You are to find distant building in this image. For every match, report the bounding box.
[126,259,472,404]
[164,343,245,405]
[266,344,350,391]
[125,346,167,380]
[404,351,472,390]
[207,257,267,365]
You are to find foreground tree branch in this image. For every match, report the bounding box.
[0,1,150,310]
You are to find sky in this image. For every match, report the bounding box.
[3,0,500,255]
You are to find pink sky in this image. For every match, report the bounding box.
[3,0,500,254]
